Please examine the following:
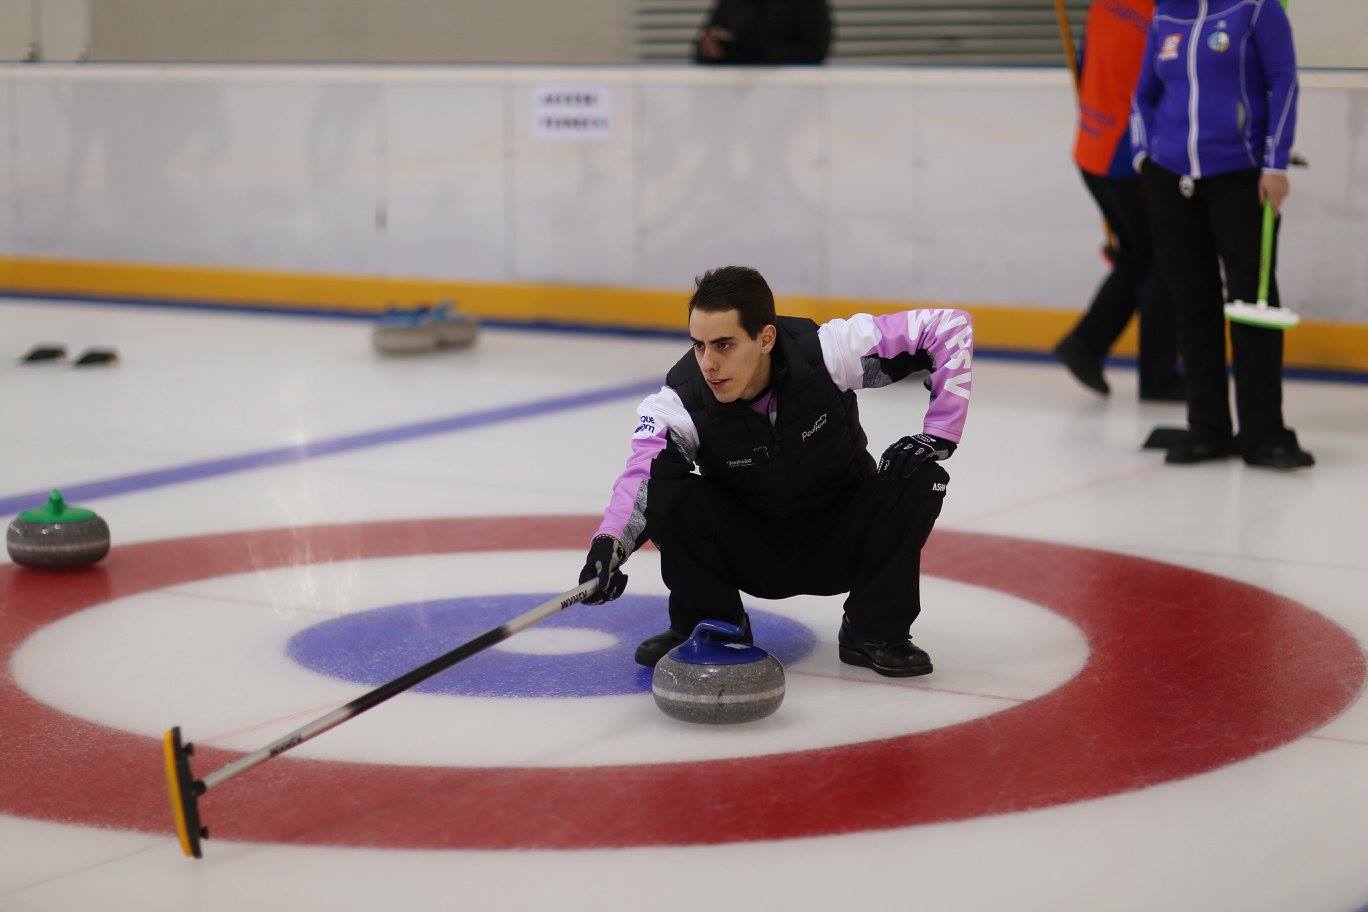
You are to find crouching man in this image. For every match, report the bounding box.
[578,265,972,676]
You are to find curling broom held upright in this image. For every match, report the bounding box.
[1223,196,1300,330]
[1224,0,1299,331]
[163,578,601,859]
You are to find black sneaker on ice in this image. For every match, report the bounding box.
[634,629,689,667]
[838,622,933,677]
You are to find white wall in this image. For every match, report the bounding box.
[1,65,1364,321]
[1294,0,1368,69]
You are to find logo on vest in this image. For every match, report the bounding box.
[634,415,656,435]
[800,413,829,443]
[1207,30,1230,53]
[931,482,947,493]
[1159,33,1182,61]
[726,457,755,468]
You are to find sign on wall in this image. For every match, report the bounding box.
[532,85,613,140]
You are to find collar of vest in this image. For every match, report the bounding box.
[670,316,820,415]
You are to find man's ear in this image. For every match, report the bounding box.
[759,324,777,354]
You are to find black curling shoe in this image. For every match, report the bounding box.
[1165,433,1234,464]
[1053,336,1109,396]
[838,623,933,677]
[1244,430,1315,470]
[634,629,688,667]
[634,615,752,667]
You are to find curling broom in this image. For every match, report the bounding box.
[163,578,601,858]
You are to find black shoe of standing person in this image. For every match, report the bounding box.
[634,614,752,668]
[1243,429,1315,470]
[838,620,932,677]
[1164,432,1234,464]
[1053,336,1110,396]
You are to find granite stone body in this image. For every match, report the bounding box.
[7,514,111,569]
[432,309,479,348]
[372,322,439,354]
[652,650,785,724]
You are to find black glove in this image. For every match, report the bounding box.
[878,434,956,479]
[579,535,628,605]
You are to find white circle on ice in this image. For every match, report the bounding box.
[493,627,618,655]
[11,549,1088,769]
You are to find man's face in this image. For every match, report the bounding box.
[688,307,776,403]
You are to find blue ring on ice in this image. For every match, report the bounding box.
[285,593,818,698]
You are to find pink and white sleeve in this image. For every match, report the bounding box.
[593,387,699,551]
[817,309,973,443]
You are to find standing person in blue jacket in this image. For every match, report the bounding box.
[1131,0,1313,468]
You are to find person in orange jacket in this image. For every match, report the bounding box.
[1055,0,1183,401]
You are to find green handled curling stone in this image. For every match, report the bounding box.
[652,620,785,724]
[6,489,111,569]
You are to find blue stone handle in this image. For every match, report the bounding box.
[690,620,747,643]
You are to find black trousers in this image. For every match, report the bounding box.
[1067,169,1180,392]
[646,463,949,642]
[1140,160,1287,447]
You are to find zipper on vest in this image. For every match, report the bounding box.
[1186,0,1207,179]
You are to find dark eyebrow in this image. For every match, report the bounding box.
[691,335,736,346]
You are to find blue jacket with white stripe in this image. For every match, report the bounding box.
[1130,0,1298,179]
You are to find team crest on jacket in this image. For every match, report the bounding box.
[1207,31,1230,53]
[1159,33,1182,60]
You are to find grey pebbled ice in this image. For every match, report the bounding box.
[652,651,785,724]
[7,515,111,569]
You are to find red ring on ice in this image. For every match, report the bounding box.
[1,516,1362,850]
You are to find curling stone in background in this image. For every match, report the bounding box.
[430,300,480,348]
[372,304,439,355]
[6,489,110,569]
[651,620,785,724]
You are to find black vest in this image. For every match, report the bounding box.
[667,316,874,517]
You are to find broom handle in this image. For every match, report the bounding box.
[1054,0,1082,91]
[198,579,600,792]
[1258,0,1290,306]
[1257,200,1274,306]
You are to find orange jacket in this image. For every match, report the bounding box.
[1073,0,1154,178]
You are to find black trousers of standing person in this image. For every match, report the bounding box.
[1068,169,1180,393]
[1140,160,1288,450]
[647,463,949,642]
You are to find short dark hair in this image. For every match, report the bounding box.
[688,266,777,339]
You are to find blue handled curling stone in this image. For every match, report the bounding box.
[6,489,110,569]
[372,304,439,354]
[651,620,785,724]
[430,300,480,348]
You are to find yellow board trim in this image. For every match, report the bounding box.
[2,255,1365,373]
[162,729,196,858]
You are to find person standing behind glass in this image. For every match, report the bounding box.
[1131,0,1313,468]
[1055,0,1182,401]
[694,0,831,65]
